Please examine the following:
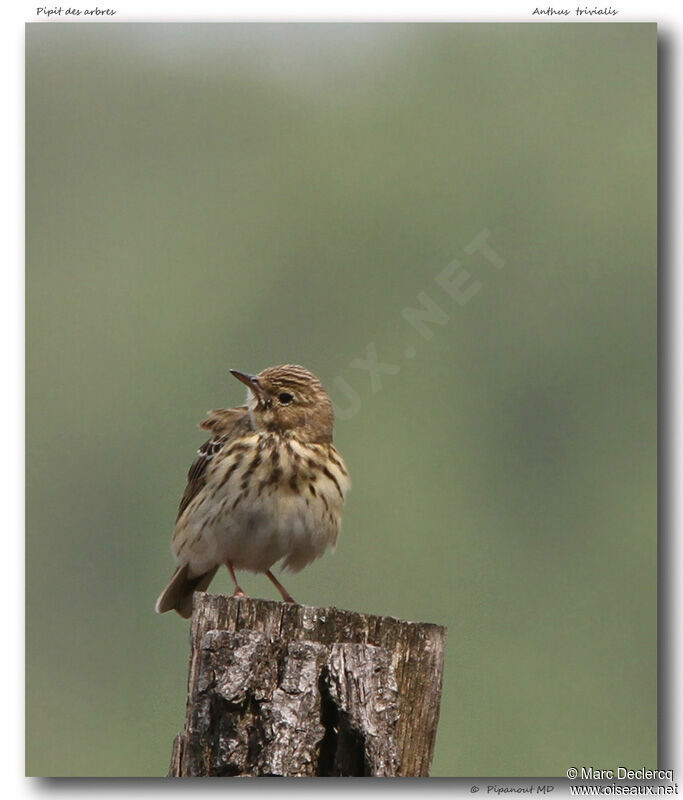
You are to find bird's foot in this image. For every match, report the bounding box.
[232,587,249,599]
[265,569,296,603]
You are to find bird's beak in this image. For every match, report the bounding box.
[230,369,263,401]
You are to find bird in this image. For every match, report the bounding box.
[155,364,350,618]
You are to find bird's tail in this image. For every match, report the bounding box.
[155,563,219,618]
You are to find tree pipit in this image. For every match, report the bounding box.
[156,365,350,617]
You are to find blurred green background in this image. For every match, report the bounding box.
[26,23,657,777]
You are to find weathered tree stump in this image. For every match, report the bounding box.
[168,594,446,777]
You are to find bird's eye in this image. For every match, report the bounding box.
[278,392,294,405]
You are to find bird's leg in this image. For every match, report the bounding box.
[226,561,248,598]
[266,569,296,603]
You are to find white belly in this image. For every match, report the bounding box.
[217,489,337,573]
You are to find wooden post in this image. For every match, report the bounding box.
[168,594,446,777]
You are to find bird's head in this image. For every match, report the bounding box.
[230,364,334,443]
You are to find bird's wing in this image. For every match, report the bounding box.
[199,405,249,435]
[176,408,251,521]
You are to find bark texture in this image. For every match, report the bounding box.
[168,594,446,777]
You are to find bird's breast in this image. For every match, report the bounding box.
[174,432,350,574]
